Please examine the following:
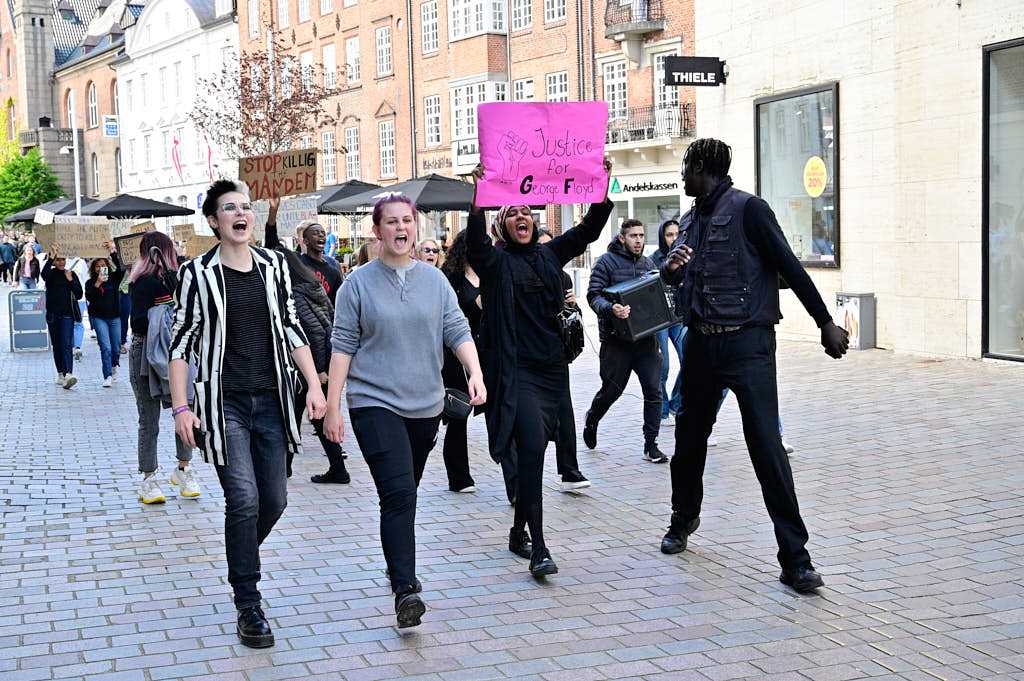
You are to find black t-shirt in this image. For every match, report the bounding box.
[301,254,343,305]
[221,265,277,392]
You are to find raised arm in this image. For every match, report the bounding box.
[466,168,499,276]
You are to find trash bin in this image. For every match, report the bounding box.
[835,292,875,350]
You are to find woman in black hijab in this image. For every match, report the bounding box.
[466,162,613,576]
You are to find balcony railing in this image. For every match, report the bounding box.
[605,0,667,38]
[605,103,694,145]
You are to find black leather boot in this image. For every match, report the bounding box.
[236,606,274,648]
[508,527,532,559]
[660,513,700,554]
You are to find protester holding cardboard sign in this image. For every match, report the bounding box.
[465,158,613,578]
[85,242,127,387]
[41,244,84,389]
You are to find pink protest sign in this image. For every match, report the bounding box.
[477,102,609,207]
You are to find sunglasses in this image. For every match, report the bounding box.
[421,248,440,254]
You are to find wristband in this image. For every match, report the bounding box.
[172,405,190,416]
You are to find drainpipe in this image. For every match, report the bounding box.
[575,0,584,99]
[506,0,513,90]
[407,0,418,178]
[589,0,597,100]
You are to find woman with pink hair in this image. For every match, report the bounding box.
[128,231,199,504]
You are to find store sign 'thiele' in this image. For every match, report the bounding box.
[664,56,727,87]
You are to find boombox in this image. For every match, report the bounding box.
[603,272,676,342]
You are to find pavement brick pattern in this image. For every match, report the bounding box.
[1,291,1023,681]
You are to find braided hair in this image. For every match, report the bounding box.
[683,138,732,178]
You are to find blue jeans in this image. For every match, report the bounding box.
[119,293,131,345]
[92,317,121,378]
[656,324,686,418]
[73,300,86,348]
[20,277,36,289]
[46,313,75,375]
[214,390,288,610]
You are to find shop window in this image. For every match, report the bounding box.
[755,83,839,267]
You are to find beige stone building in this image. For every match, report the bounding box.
[694,0,1024,361]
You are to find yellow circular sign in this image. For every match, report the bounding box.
[803,156,827,198]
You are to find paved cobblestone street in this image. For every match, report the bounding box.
[2,291,1023,681]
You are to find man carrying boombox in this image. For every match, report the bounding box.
[584,218,666,464]
[659,138,850,593]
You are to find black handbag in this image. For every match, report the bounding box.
[443,388,473,420]
[558,305,585,364]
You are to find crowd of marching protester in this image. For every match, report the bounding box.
[21,137,850,646]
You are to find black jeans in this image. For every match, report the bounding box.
[588,337,662,444]
[291,382,347,475]
[46,313,75,375]
[441,416,476,491]
[349,407,440,594]
[214,390,289,609]
[670,326,811,570]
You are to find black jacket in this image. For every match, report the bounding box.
[15,255,40,282]
[291,278,333,374]
[41,260,83,318]
[85,267,127,320]
[587,237,657,342]
[649,219,680,270]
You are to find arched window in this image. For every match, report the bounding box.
[5,50,10,78]
[5,100,14,141]
[86,82,98,127]
[65,90,74,128]
[90,153,99,196]
[111,79,118,115]
[114,148,122,192]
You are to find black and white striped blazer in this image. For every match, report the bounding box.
[170,245,309,466]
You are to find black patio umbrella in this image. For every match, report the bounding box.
[79,194,194,219]
[318,174,474,214]
[4,197,99,223]
[315,180,382,211]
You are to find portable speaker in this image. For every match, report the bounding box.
[603,272,675,342]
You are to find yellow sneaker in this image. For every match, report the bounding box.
[169,466,201,498]
[138,475,166,504]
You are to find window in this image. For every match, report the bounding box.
[322,131,336,183]
[424,95,441,146]
[280,57,293,98]
[603,61,627,119]
[140,73,148,106]
[322,44,336,88]
[159,67,167,105]
[248,0,260,37]
[375,27,392,76]
[192,54,200,84]
[449,0,504,40]
[174,61,182,99]
[86,82,98,127]
[65,90,73,127]
[545,71,568,101]
[378,119,396,177]
[299,0,310,22]
[345,37,360,83]
[653,52,680,110]
[278,0,290,27]
[111,80,118,115]
[128,139,136,173]
[143,134,152,170]
[985,40,1024,359]
[125,80,133,112]
[320,0,332,14]
[450,81,505,140]
[114,148,122,190]
[543,0,564,23]
[90,154,99,196]
[513,78,533,101]
[345,126,360,179]
[161,131,170,167]
[300,51,314,92]
[5,101,13,140]
[755,84,838,266]
[5,49,10,78]
[421,1,438,54]
[511,0,531,30]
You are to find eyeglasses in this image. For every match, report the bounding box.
[421,248,440,254]
[218,202,254,214]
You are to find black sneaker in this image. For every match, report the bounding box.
[395,591,426,628]
[643,443,668,463]
[583,411,598,450]
[780,565,824,594]
[311,467,351,484]
[236,606,274,648]
[660,514,700,554]
[559,470,591,493]
[529,549,559,578]
[508,527,532,559]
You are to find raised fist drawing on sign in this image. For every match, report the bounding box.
[497,131,528,183]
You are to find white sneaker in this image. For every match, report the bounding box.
[111,365,119,379]
[452,485,476,494]
[55,373,65,386]
[707,435,719,447]
[102,376,113,388]
[138,474,166,504]
[73,347,83,360]
[782,439,795,454]
[62,374,77,390]
[169,466,202,498]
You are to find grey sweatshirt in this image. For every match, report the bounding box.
[331,258,473,418]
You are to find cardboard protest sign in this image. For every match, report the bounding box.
[33,220,112,258]
[113,233,146,268]
[172,224,196,243]
[184,236,219,258]
[110,220,154,238]
[477,102,609,207]
[240,148,318,201]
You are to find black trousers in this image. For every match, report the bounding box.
[670,326,811,570]
[588,337,662,444]
[349,407,440,593]
[499,386,584,503]
[290,382,347,476]
[441,416,476,491]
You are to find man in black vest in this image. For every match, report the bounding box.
[659,138,849,593]
[585,219,666,463]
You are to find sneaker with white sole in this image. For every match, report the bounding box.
[112,365,119,379]
[73,347,83,360]
[781,439,795,454]
[559,471,592,493]
[102,376,113,388]
[54,373,65,386]
[452,485,476,493]
[169,466,202,498]
[138,474,166,504]
[62,374,77,390]
[707,435,719,447]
